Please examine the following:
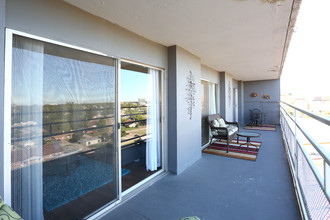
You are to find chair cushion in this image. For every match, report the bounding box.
[211,119,220,128]
[217,118,227,127]
[227,125,238,136]
[0,195,3,208]
[0,204,23,220]
[211,129,226,136]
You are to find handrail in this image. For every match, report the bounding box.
[280,102,330,209]
[281,101,330,126]
[280,102,330,165]
[121,134,147,143]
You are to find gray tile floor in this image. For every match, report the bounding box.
[102,126,301,220]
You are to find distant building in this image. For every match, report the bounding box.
[43,141,64,161]
[128,123,137,128]
[138,98,146,105]
[79,137,102,146]
[53,133,73,140]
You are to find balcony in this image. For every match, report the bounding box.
[102,125,301,219]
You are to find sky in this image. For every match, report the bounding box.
[281,0,330,98]
[121,69,150,102]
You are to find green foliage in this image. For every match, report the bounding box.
[98,119,107,127]
[121,130,127,137]
[70,132,83,143]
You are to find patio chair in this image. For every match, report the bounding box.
[208,114,239,153]
[249,108,262,126]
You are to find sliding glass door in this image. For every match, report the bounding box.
[120,62,162,192]
[10,34,119,220]
[201,80,219,146]
[201,81,209,145]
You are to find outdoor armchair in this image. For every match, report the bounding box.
[208,114,239,153]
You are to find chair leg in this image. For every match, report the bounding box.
[208,138,213,149]
[226,140,230,153]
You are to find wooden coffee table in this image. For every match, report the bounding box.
[237,131,261,151]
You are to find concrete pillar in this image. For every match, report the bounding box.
[238,81,244,126]
[167,46,178,173]
[220,72,226,118]
[167,45,202,174]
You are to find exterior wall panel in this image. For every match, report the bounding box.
[244,79,280,125]
[168,46,202,174]
[5,0,167,69]
[176,47,202,174]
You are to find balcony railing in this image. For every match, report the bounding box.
[11,104,148,148]
[280,101,330,219]
[120,105,148,148]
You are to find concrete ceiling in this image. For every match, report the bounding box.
[63,0,299,81]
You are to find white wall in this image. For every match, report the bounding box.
[201,65,220,83]
[5,0,167,69]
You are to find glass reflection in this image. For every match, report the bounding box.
[11,35,117,220]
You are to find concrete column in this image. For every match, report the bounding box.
[0,0,5,200]
[167,46,178,173]
[219,72,226,118]
[167,45,202,174]
[238,81,244,126]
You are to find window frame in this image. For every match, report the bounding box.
[119,58,166,197]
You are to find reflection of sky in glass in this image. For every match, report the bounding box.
[12,46,116,105]
[121,69,150,102]
[12,47,44,106]
[12,35,149,105]
[43,54,115,104]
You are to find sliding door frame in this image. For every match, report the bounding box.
[4,28,167,219]
[200,78,220,149]
[4,28,122,219]
[119,58,166,197]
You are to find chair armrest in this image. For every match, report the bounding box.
[226,121,239,128]
[211,127,229,136]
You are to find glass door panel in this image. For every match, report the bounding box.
[120,62,162,192]
[11,35,118,220]
[233,88,238,122]
[201,80,209,145]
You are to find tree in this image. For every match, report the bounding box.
[121,130,127,137]
[70,131,83,143]
[98,119,107,127]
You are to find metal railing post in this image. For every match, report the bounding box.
[294,108,298,179]
[325,162,330,198]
